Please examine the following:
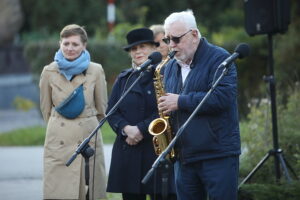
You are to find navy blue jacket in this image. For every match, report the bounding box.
[164,38,241,164]
[106,67,176,194]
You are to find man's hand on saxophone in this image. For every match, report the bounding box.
[158,93,179,115]
[123,125,144,145]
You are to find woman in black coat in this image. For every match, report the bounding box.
[106,28,176,200]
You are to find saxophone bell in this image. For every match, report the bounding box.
[149,118,168,136]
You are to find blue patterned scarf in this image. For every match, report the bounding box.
[54,49,91,81]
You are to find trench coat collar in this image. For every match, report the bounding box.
[48,62,87,96]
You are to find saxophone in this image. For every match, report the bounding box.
[148,51,176,159]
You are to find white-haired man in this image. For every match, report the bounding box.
[158,10,241,200]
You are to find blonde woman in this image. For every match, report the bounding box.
[39,24,107,200]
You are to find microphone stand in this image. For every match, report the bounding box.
[159,159,172,200]
[142,64,232,185]
[238,34,298,188]
[81,144,94,200]
[66,68,151,199]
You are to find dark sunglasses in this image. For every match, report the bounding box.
[162,30,192,44]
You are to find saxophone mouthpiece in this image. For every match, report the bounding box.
[168,51,177,59]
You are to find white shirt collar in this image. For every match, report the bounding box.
[177,60,191,84]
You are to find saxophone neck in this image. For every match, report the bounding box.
[168,51,177,59]
[155,51,176,73]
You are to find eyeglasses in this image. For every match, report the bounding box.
[162,30,192,45]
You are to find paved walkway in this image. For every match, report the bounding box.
[0,145,112,200]
[0,109,45,133]
[0,109,113,199]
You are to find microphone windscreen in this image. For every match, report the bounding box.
[235,43,250,59]
[148,51,162,65]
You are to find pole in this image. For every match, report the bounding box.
[267,33,281,181]
[107,0,115,33]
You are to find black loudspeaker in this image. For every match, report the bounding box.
[244,0,290,36]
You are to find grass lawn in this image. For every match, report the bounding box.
[0,122,116,146]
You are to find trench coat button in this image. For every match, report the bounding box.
[147,90,152,95]
[61,122,65,127]
[60,141,64,145]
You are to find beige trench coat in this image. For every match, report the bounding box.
[39,61,107,200]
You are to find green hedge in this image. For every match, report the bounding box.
[0,122,116,145]
[24,40,131,93]
[239,86,300,183]
[238,182,300,200]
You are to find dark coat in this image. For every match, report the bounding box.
[106,67,176,194]
[163,38,241,164]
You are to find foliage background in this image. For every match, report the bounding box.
[19,0,300,118]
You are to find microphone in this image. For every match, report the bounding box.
[136,51,162,72]
[220,43,250,68]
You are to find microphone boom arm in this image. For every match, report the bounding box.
[66,51,162,166]
[66,70,148,166]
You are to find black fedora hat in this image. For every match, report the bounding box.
[123,28,159,51]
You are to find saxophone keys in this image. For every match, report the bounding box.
[153,137,159,146]
[156,148,161,155]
